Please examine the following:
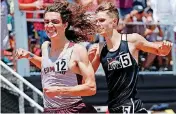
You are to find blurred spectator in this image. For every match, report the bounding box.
[124,4,146,36]
[7,0,14,33]
[149,0,173,23]
[18,0,52,48]
[32,43,41,56]
[116,0,133,19]
[148,0,175,71]
[1,0,10,63]
[7,0,14,14]
[133,0,147,8]
[142,7,166,71]
[7,14,13,32]
[18,0,43,48]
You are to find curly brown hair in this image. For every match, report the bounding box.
[44,0,96,42]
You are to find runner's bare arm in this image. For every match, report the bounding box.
[134,33,173,56]
[64,45,97,96]
[15,48,41,69]
[44,44,96,97]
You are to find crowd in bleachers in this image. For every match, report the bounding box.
[1,0,15,67]
[1,0,175,72]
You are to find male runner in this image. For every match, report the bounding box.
[88,2,173,113]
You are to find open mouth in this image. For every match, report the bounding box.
[45,24,58,38]
[46,29,58,38]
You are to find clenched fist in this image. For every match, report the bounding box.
[14,48,31,59]
[158,40,173,56]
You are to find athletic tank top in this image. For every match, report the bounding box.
[100,34,140,108]
[41,41,82,108]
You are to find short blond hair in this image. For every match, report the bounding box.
[96,2,119,19]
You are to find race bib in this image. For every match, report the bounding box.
[54,59,68,72]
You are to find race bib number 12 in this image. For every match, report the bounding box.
[55,59,68,72]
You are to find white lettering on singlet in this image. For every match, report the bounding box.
[107,53,132,71]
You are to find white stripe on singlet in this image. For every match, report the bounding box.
[41,41,82,108]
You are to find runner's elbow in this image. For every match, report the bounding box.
[86,84,97,96]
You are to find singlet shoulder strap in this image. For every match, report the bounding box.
[100,41,108,60]
[67,42,75,62]
[41,41,50,57]
[125,34,130,52]
[120,33,128,41]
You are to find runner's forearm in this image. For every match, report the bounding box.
[28,52,41,69]
[55,84,96,96]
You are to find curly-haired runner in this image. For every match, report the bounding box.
[15,1,97,113]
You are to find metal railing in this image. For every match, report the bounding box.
[0,61,43,97]
[0,74,44,112]
[0,61,44,113]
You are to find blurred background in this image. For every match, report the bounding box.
[1,0,176,113]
